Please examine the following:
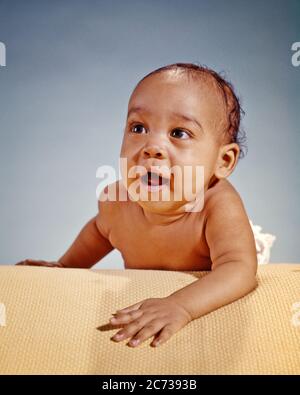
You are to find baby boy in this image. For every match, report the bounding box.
[17,63,258,348]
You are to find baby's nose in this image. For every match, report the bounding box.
[142,145,167,159]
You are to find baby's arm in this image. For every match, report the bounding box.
[109,190,258,347]
[17,192,114,268]
[56,214,113,268]
[166,189,258,319]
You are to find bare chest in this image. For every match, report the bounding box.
[108,206,211,271]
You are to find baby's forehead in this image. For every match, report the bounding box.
[129,71,225,116]
[132,71,223,103]
[139,69,214,88]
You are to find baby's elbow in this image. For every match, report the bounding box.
[236,260,258,294]
[250,274,258,292]
[242,253,258,280]
[243,270,258,295]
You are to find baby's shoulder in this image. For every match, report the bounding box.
[97,179,128,212]
[204,179,245,215]
[96,180,131,237]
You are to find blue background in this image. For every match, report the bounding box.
[0,0,299,268]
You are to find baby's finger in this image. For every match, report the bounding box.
[16,259,44,266]
[16,259,58,267]
[111,313,154,343]
[151,324,176,347]
[116,300,144,314]
[110,309,143,325]
[16,259,36,265]
[128,319,165,347]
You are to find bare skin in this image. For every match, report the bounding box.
[17,71,258,348]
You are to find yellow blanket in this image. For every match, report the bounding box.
[0,264,299,374]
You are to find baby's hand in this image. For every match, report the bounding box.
[16,259,63,267]
[109,297,192,348]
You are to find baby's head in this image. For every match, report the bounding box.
[120,63,246,214]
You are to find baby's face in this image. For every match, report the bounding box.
[120,71,226,214]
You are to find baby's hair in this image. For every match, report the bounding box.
[136,62,247,159]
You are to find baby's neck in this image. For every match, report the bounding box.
[141,208,186,226]
[136,180,220,226]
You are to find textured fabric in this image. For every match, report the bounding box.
[0,264,299,374]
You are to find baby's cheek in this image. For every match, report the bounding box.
[119,157,135,184]
[178,167,204,199]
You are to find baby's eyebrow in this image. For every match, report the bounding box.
[172,112,203,132]
[127,106,151,119]
[127,106,203,132]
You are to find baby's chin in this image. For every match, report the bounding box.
[127,179,174,203]
[136,198,185,214]
[124,178,203,214]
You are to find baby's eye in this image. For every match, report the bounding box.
[170,128,191,139]
[130,124,147,134]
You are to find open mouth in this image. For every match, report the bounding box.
[140,171,170,187]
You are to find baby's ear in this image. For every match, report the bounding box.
[214,143,240,179]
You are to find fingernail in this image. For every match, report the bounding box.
[154,340,160,347]
[113,333,123,341]
[129,339,139,347]
[110,317,117,323]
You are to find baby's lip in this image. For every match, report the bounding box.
[140,171,170,186]
[139,166,171,181]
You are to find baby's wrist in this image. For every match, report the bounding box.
[165,294,194,321]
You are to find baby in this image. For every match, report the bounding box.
[17,63,258,348]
